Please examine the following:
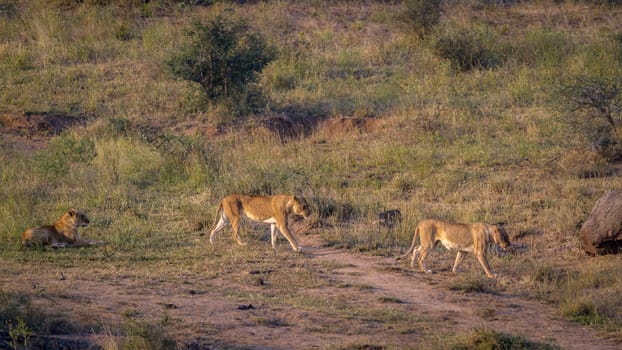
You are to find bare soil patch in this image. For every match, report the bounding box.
[0,112,87,150]
[1,233,620,349]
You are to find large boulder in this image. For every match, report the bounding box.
[580,190,622,255]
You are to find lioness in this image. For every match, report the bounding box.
[21,209,102,247]
[208,194,311,252]
[397,219,511,278]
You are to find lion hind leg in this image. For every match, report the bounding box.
[209,214,229,245]
[418,247,433,274]
[78,239,105,246]
[452,251,467,273]
[410,246,422,268]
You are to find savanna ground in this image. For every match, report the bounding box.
[2,0,622,349]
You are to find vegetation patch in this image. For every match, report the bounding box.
[1,0,622,346]
[447,327,560,350]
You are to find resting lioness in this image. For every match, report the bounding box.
[21,209,103,248]
[397,219,511,278]
[208,194,311,252]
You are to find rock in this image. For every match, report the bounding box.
[580,190,622,255]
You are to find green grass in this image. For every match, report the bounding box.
[2,0,622,346]
[445,327,561,350]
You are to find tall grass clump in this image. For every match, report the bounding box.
[34,132,97,179]
[118,318,176,350]
[445,327,560,350]
[0,290,89,347]
[524,260,622,334]
[432,23,505,71]
[512,28,571,69]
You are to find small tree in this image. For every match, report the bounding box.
[167,14,275,103]
[559,75,622,160]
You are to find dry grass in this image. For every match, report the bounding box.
[2,0,622,347]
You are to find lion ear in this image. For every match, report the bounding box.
[68,209,76,217]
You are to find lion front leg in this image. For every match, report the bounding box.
[417,247,433,274]
[277,223,301,253]
[230,217,246,246]
[475,252,496,278]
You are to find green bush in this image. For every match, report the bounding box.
[400,0,442,39]
[433,25,504,71]
[166,14,276,106]
[558,75,622,161]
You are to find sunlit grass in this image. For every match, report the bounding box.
[1,0,622,346]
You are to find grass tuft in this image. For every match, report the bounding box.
[448,327,560,350]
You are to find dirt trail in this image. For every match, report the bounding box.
[300,236,620,350]
[3,235,620,349]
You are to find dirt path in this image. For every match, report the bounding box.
[300,235,620,350]
[2,236,620,349]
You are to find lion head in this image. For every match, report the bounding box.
[292,196,311,218]
[65,209,90,228]
[491,225,511,249]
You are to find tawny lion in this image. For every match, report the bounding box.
[397,219,511,278]
[21,209,103,247]
[208,194,311,252]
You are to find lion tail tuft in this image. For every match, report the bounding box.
[208,200,224,233]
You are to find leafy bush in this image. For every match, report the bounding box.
[558,75,622,161]
[167,14,275,105]
[400,0,442,39]
[433,25,504,71]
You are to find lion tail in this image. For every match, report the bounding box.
[396,225,420,261]
[207,200,224,233]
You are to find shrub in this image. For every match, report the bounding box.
[166,14,276,106]
[400,0,442,39]
[449,328,560,350]
[558,75,622,161]
[433,25,504,71]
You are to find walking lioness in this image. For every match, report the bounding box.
[397,219,511,278]
[21,209,103,247]
[208,194,311,252]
